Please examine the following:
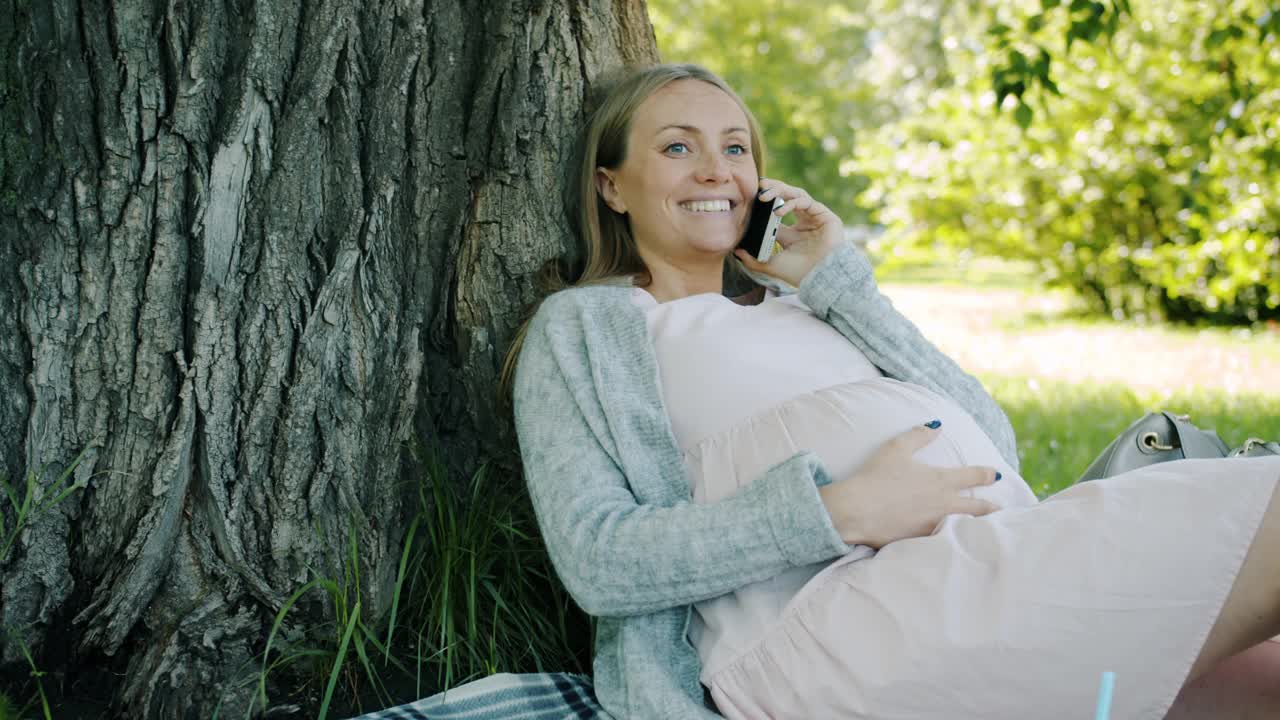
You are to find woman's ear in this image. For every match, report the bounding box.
[595,168,626,214]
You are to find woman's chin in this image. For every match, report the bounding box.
[686,236,741,257]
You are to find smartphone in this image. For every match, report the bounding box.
[739,195,785,262]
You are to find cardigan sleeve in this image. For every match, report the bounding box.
[797,243,1020,470]
[513,305,849,618]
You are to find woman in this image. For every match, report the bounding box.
[508,63,1280,719]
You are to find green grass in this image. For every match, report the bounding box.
[2,449,90,565]
[1,450,91,720]
[995,299,1280,360]
[245,447,591,718]
[0,691,22,720]
[987,374,1280,497]
[871,246,1044,291]
[401,452,591,692]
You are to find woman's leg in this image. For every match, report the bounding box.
[1166,640,1280,719]
[1186,484,1280,682]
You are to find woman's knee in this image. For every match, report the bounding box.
[1187,485,1280,679]
[1171,641,1280,719]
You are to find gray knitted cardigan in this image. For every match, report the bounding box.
[512,243,1018,718]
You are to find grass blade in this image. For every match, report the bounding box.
[318,600,360,720]
[383,513,421,661]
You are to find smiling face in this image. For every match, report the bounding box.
[594,79,759,266]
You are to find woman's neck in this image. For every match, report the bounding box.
[635,271,766,306]
[638,254,725,303]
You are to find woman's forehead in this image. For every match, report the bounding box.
[632,80,750,137]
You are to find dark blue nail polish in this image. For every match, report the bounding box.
[994,472,1003,482]
[924,419,942,429]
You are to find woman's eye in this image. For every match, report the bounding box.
[726,144,748,155]
[664,142,690,154]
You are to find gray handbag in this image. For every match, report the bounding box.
[1230,438,1280,458]
[1077,412,1231,483]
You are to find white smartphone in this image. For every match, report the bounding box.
[739,195,784,262]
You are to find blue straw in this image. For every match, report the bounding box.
[1094,671,1116,720]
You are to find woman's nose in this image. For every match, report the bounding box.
[694,152,731,183]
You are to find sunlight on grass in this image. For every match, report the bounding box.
[877,260,1279,543]
[872,248,1043,292]
[876,259,1280,396]
[986,374,1280,498]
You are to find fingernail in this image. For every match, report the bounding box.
[924,419,942,429]
[994,472,1003,482]
[757,187,766,196]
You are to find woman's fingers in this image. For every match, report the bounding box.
[941,465,1002,491]
[758,180,827,218]
[752,177,845,282]
[774,195,816,219]
[756,177,795,201]
[760,181,815,223]
[949,497,1000,518]
[885,424,945,456]
[828,421,1007,547]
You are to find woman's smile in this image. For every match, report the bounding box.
[594,78,759,268]
[678,199,735,214]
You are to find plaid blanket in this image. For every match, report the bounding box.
[346,672,607,720]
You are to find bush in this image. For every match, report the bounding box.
[857,0,1280,324]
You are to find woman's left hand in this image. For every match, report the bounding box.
[734,178,844,287]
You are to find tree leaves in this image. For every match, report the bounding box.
[1014,102,1033,129]
[985,0,1128,126]
[857,0,1280,324]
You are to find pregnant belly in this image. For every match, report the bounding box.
[683,378,1038,679]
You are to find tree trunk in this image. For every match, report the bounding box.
[0,0,657,716]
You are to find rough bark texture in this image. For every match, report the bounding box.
[0,0,657,716]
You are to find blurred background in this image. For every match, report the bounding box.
[650,0,1280,494]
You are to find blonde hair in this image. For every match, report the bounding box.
[500,63,767,394]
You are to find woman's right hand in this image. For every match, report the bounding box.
[818,423,1001,548]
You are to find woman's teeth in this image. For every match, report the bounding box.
[680,200,731,213]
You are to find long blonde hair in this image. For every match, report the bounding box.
[500,64,767,393]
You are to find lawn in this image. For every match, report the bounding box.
[984,375,1280,496]
[877,257,1280,497]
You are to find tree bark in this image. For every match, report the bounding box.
[0,0,657,716]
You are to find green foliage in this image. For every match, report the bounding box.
[401,451,590,690]
[1,449,90,564]
[247,448,589,716]
[986,0,1132,116]
[0,628,52,720]
[990,374,1280,496]
[649,0,921,224]
[247,568,405,719]
[650,0,1279,322]
[1,453,90,720]
[858,0,1280,323]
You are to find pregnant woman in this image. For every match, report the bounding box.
[508,63,1280,719]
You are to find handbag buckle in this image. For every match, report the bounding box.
[1231,438,1267,457]
[1140,431,1176,452]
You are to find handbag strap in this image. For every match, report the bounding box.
[1161,411,1230,457]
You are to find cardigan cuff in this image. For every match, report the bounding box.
[796,242,876,319]
[760,452,850,565]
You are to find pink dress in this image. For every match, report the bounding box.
[639,288,1280,720]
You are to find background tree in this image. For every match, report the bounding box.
[0,1,656,717]
[653,0,1280,323]
[649,0,955,224]
[857,0,1280,322]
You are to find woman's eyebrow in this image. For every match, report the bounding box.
[655,124,750,136]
